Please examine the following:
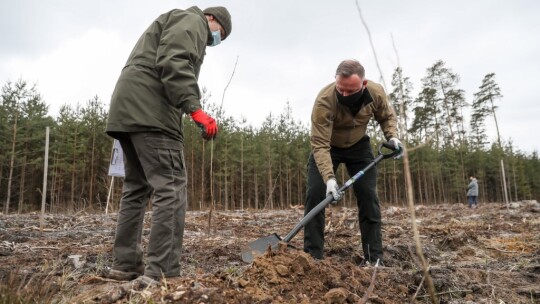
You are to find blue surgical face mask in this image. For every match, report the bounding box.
[209,30,221,47]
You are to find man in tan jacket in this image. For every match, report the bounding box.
[304,59,402,265]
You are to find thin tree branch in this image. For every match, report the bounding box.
[207,55,239,235]
[402,143,438,304]
[219,55,240,115]
[359,259,380,304]
[354,0,387,90]
[391,33,400,68]
[353,2,438,302]
[410,265,430,303]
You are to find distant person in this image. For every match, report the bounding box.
[304,59,403,265]
[104,6,232,285]
[467,176,479,208]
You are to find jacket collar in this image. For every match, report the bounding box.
[334,85,374,115]
[358,87,374,106]
[187,6,212,42]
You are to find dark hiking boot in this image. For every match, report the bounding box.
[132,275,160,288]
[105,265,144,281]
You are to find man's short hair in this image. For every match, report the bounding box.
[336,60,365,78]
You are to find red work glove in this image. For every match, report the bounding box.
[190,109,218,140]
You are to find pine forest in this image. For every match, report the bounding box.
[1,60,539,214]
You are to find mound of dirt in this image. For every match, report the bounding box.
[241,244,375,303]
[96,244,409,304]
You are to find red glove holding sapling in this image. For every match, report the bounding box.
[190,109,218,140]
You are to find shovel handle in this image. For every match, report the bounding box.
[341,141,398,190]
[282,142,397,243]
[282,195,334,242]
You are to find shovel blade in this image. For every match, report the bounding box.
[241,233,282,263]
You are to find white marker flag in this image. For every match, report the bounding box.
[108,139,125,177]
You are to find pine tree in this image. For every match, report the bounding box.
[389,67,414,139]
[473,73,503,147]
[420,60,466,147]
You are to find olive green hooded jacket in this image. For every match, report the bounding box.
[311,80,398,182]
[106,6,211,142]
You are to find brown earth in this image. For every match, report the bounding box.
[1,201,539,303]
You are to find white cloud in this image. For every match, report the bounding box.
[2,28,131,114]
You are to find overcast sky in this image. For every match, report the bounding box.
[1,0,538,153]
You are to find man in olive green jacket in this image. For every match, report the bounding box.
[304,59,402,265]
[105,6,232,283]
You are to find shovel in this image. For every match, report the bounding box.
[241,142,400,263]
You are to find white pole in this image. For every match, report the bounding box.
[105,177,114,214]
[40,127,50,231]
[106,139,125,213]
[501,159,509,210]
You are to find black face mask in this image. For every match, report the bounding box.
[335,89,364,107]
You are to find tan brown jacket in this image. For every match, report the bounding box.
[310,80,398,182]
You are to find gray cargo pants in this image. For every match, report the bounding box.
[112,132,186,278]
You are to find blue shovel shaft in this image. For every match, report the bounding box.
[282,153,384,243]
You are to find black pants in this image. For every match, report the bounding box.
[303,137,383,262]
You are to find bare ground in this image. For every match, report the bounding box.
[1,201,539,303]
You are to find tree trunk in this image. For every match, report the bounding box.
[430,172,437,205]
[381,162,387,202]
[50,150,59,212]
[279,161,283,209]
[89,127,96,207]
[5,112,18,214]
[286,162,291,207]
[240,135,244,210]
[0,161,3,209]
[230,169,235,210]
[392,162,398,205]
[224,137,229,210]
[489,97,502,148]
[297,168,302,206]
[70,133,77,213]
[415,162,424,205]
[254,167,259,209]
[192,136,196,210]
[201,141,205,209]
[438,164,446,203]
[18,155,27,214]
[512,160,518,201]
[267,143,273,209]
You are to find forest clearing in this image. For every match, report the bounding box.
[2,1,540,303]
[2,52,540,304]
[1,200,539,303]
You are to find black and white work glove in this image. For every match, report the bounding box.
[388,137,404,159]
[326,178,343,203]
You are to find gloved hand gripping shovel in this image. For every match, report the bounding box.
[241,142,400,263]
